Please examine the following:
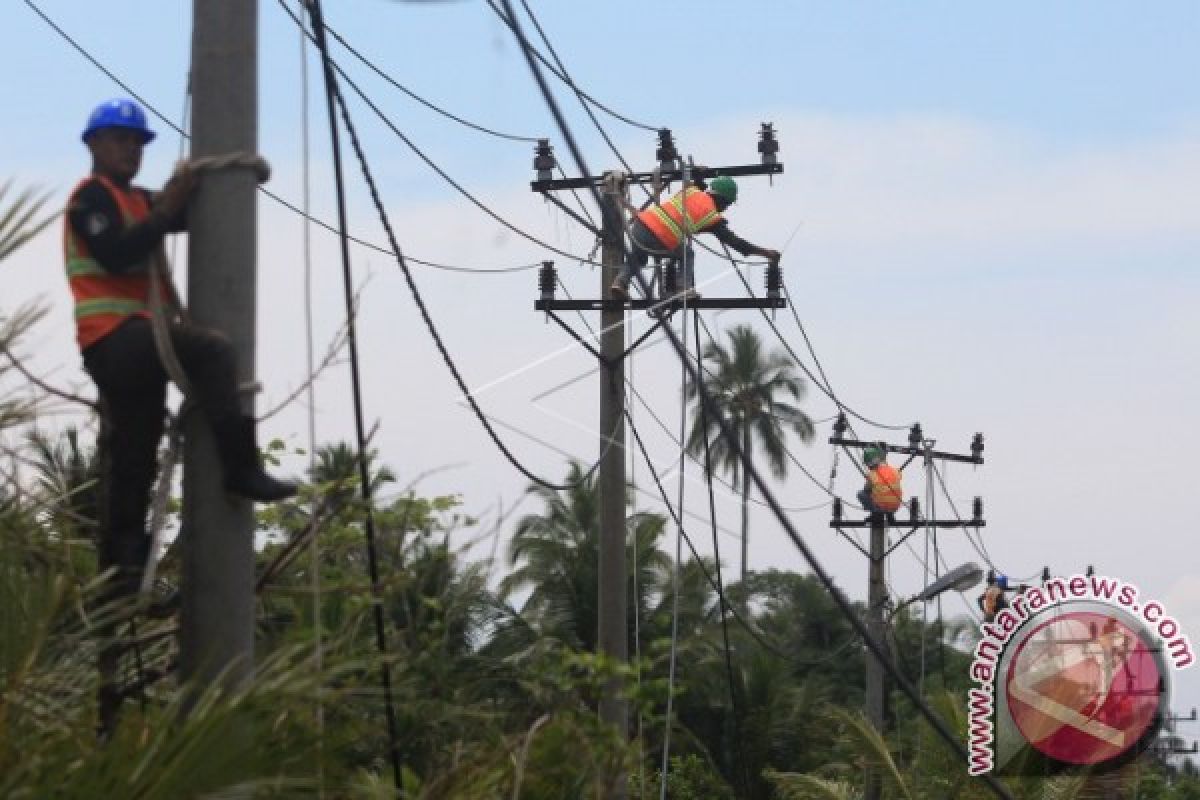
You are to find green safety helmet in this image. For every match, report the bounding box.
[708,175,738,204]
[863,446,885,467]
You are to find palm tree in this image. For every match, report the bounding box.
[499,461,670,654]
[686,325,814,583]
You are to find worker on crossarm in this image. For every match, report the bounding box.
[609,175,780,301]
[857,445,903,520]
[979,574,1011,623]
[66,98,297,602]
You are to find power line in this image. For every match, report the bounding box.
[307,5,603,493]
[306,0,403,789]
[780,281,912,432]
[692,310,843,506]
[499,7,1014,795]
[484,0,659,134]
[22,0,541,276]
[321,12,541,143]
[276,0,606,268]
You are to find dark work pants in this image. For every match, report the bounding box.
[617,218,696,288]
[84,315,243,734]
[82,316,242,598]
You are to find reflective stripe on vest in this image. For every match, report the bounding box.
[868,464,903,511]
[638,187,722,250]
[63,175,159,349]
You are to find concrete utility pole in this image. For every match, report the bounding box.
[181,0,258,690]
[529,137,783,799]
[865,513,888,800]
[597,172,629,800]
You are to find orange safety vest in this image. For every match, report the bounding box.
[637,187,723,251]
[63,175,166,350]
[867,464,903,512]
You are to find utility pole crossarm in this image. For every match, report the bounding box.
[829,436,984,466]
[532,162,783,193]
[535,296,786,312]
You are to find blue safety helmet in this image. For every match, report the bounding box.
[995,574,1009,590]
[81,98,156,144]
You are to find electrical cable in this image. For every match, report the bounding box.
[626,377,832,513]
[321,15,540,143]
[277,0,606,268]
[23,0,541,276]
[658,310,688,800]
[624,411,791,663]
[781,281,912,432]
[306,12,606,493]
[931,461,997,572]
[727,244,912,433]
[484,0,659,133]
[692,310,846,506]
[305,0,402,789]
[296,4,326,793]
[693,311,750,797]
[499,9,1015,794]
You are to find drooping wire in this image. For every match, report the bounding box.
[692,310,845,505]
[307,4,605,493]
[932,461,997,572]
[694,311,750,797]
[781,281,912,431]
[276,0,606,268]
[297,3,325,794]
[658,304,691,800]
[305,0,402,789]
[727,242,913,433]
[624,412,791,663]
[485,0,659,133]
[499,8,1015,794]
[321,15,540,142]
[23,0,542,276]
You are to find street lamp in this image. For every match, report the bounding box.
[889,562,983,620]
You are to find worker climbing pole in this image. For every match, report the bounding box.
[64,94,297,733]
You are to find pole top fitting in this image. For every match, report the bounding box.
[656,128,679,171]
[833,412,848,436]
[909,423,923,448]
[758,122,779,166]
[971,432,984,462]
[534,139,556,182]
[538,261,557,300]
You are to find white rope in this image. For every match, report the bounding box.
[298,2,325,792]
[658,174,693,797]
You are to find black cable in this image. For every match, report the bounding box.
[484,0,659,133]
[276,0,606,269]
[499,8,1015,795]
[25,0,541,276]
[309,7,603,492]
[692,310,845,506]
[625,410,790,663]
[932,461,997,571]
[781,282,911,431]
[263,188,542,273]
[305,0,403,789]
[627,375,831,514]
[694,311,750,798]
[512,0,648,195]
[321,13,540,143]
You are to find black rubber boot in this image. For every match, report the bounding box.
[215,415,298,503]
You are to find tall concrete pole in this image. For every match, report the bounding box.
[865,513,888,800]
[597,172,628,800]
[180,0,258,690]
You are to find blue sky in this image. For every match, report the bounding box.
[4,0,1200,761]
